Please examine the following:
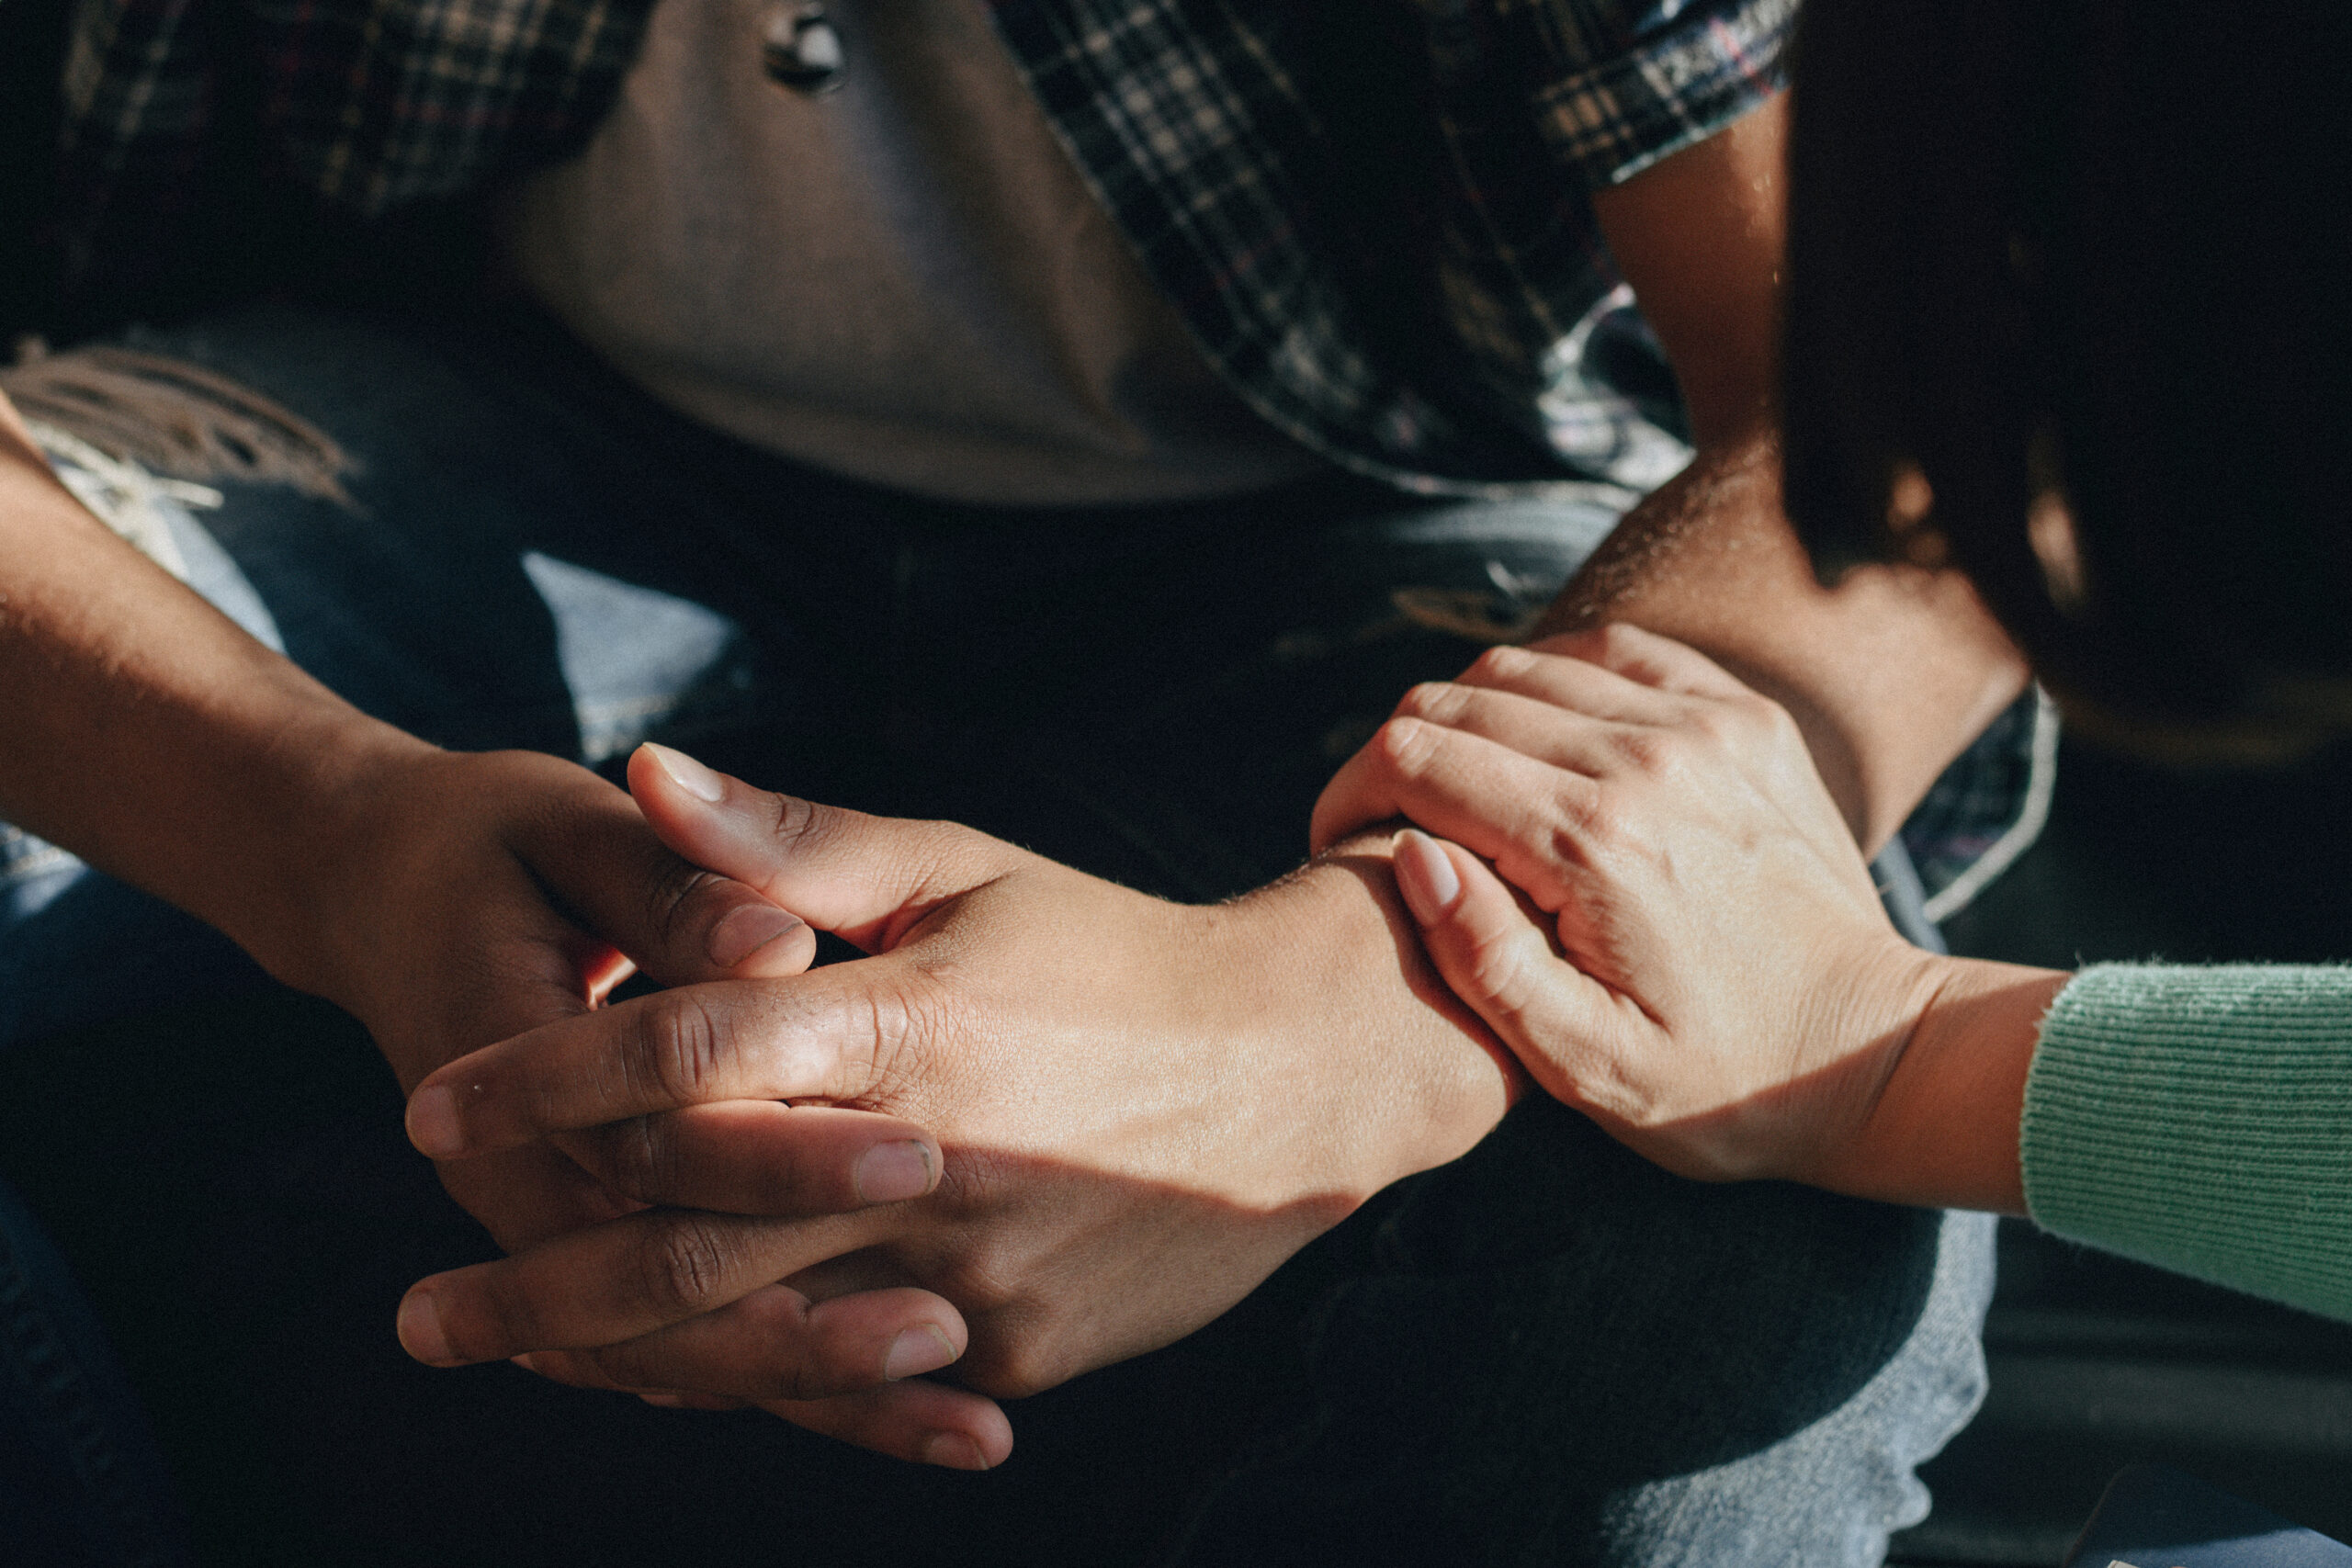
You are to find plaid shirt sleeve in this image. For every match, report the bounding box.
[1523,0,1797,188]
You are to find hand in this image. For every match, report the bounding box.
[285,744,982,1453]
[1310,625,1946,1189]
[392,745,1513,1440]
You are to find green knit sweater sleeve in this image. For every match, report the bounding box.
[2022,964,2352,1322]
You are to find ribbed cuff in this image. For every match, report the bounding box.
[2024,964,2352,1322]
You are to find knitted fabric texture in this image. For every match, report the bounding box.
[2024,963,2352,1321]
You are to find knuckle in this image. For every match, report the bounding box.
[633,993,728,1105]
[580,1337,657,1391]
[1461,922,1538,1022]
[1396,681,1465,724]
[632,1217,734,1317]
[597,1116,673,1203]
[1554,787,1619,855]
[1685,705,1739,749]
[1608,726,1673,774]
[1747,694,1802,742]
[777,1343,838,1404]
[1470,643,1528,679]
[965,1329,1060,1402]
[1372,715,1439,776]
[823,979,921,1111]
[755,1295,842,1402]
[643,863,722,952]
[766,791,824,852]
[1591,622,1646,662]
[876,987,942,1104]
[927,1226,1023,1318]
[455,1279,544,1361]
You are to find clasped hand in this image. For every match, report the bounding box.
[385,746,1512,1469]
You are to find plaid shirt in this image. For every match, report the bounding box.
[53,0,1794,496]
[40,0,2042,909]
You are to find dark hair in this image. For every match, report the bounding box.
[1783,0,2352,751]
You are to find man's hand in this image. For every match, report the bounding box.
[391,745,1515,1444]
[0,397,980,1456]
[286,744,1002,1456]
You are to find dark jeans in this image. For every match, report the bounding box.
[0,301,1992,1565]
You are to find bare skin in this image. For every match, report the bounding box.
[0,90,2023,1463]
[0,394,986,1457]
[400,745,1514,1438]
[387,94,2030,1437]
[1573,96,2030,854]
[1314,625,2066,1214]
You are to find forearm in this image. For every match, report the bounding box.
[0,394,430,982]
[1533,434,2028,852]
[1567,96,2028,852]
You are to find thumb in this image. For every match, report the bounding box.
[1390,829,1608,1104]
[629,744,1022,953]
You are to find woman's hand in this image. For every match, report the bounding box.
[1311,625,1951,1190]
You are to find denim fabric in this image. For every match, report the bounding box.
[0,300,1985,1565]
[0,1179,189,1568]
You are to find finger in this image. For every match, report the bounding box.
[564,1282,965,1403]
[397,1204,883,1366]
[640,1393,748,1412]
[765,1380,1014,1471]
[508,1351,751,1410]
[523,1347,1011,1471]
[1390,681,1681,772]
[1444,644,1694,724]
[557,1101,941,1214]
[406,928,656,1247]
[406,966,910,1158]
[436,1143,644,1254]
[630,744,1020,953]
[1311,716,1605,885]
[1524,623,1757,701]
[1390,830,1619,1109]
[509,778,819,987]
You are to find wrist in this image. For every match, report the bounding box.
[1210,840,1520,1201]
[197,713,446,1000]
[1815,954,2068,1213]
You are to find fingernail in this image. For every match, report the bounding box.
[707,902,806,970]
[406,1086,464,1158]
[642,742,726,803]
[884,1324,958,1382]
[397,1290,457,1366]
[854,1139,937,1204]
[921,1431,990,1471]
[1392,829,1462,925]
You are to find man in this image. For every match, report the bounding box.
[0,0,2030,1560]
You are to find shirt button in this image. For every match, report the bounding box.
[763,3,846,95]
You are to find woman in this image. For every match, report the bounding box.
[1312,0,2352,1321]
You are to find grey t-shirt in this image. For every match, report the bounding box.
[504,0,1324,506]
